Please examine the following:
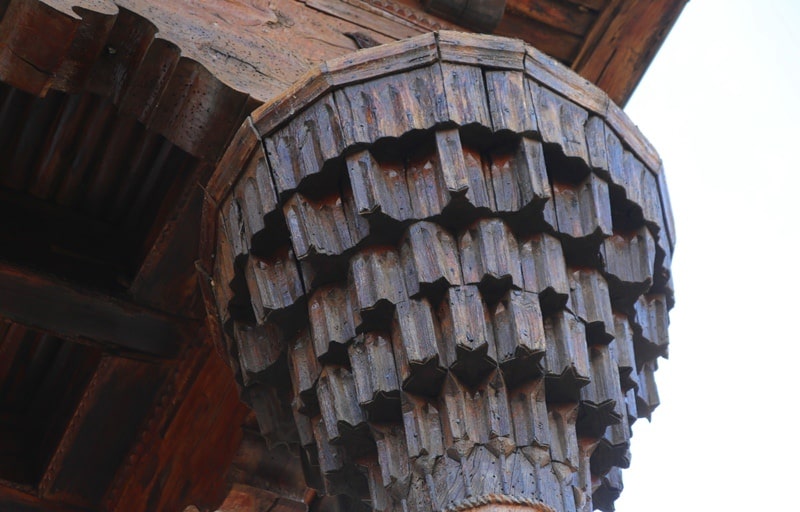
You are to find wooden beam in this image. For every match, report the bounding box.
[572,0,688,106]
[38,356,166,509]
[0,483,85,512]
[0,262,187,357]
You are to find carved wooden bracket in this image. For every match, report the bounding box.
[202,31,674,512]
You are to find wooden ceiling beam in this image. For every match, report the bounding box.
[0,262,188,358]
[572,0,688,106]
[0,483,85,512]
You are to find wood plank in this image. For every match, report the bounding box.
[490,137,550,213]
[552,173,612,242]
[459,219,523,291]
[288,329,322,414]
[347,149,413,221]
[316,366,366,442]
[251,33,439,138]
[0,484,87,512]
[495,13,582,63]
[509,378,550,449]
[439,62,491,127]
[485,70,536,133]
[283,192,365,259]
[348,332,401,421]
[104,347,250,512]
[567,268,614,345]
[531,84,590,164]
[39,356,166,508]
[244,249,305,323]
[605,101,661,173]
[205,120,262,206]
[334,63,446,145]
[437,31,525,71]
[543,311,589,401]
[399,221,462,298]
[573,0,688,106]
[493,290,546,385]
[434,129,494,209]
[308,284,357,361]
[656,166,676,250]
[505,0,597,37]
[304,0,422,39]
[525,45,609,116]
[349,247,408,330]
[265,94,347,196]
[0,262,186,357]
[518,233,570,311]
[391,298,446,395]
[437,286,497,385]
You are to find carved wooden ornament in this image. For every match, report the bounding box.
[205,31,674,512]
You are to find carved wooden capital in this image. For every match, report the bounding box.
[204,31,674,512]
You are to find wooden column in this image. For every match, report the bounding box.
[203,31,674,512]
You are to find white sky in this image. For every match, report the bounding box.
[617,1,800,510]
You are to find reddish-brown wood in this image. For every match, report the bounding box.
[203,32,674,512]
[0,262,187,357]
[104,345,250,512]
[0,2,684,511]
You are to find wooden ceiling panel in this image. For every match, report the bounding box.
[0,321,101,486]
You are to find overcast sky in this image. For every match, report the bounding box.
[615,1,800,510]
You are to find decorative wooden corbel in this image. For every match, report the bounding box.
[204,31,674,512]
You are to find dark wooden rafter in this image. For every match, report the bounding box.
[37,355,167,509]
[101,335,250,512]
[0,484,88,512]
[0,261,188,357]
[204,31,674,512]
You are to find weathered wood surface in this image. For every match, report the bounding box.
[207,32,674,512]
[572,0,689,107]
[104,341,251,512]
[0,262,187,357]
[0,1,685,511]
[38,356,166,509]
[422,0,506,36]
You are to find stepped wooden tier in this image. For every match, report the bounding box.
[0,1,682,511]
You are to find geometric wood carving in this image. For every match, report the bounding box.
[205,31,674,512]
